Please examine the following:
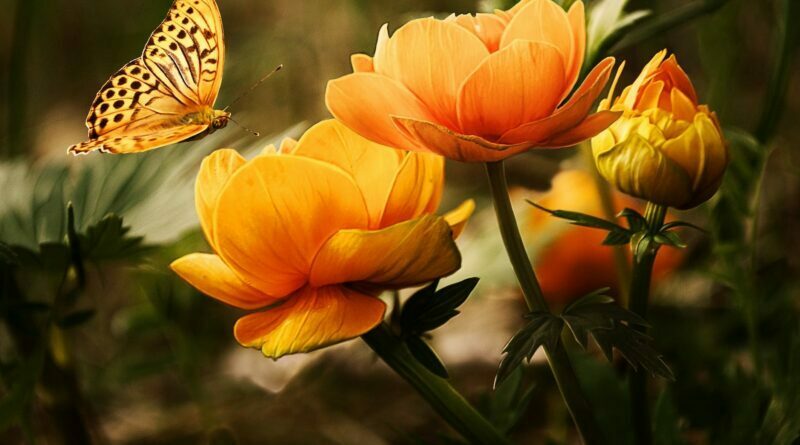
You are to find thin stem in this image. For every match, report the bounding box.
[627,202,666,445]
[485,161,605,445]
[362,324,511,445]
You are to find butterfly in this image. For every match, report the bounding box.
[68,0,228,155]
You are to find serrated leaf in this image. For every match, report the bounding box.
[562,287,614,314]
[79,214,148,261]
[401,278,478,335]
[56,309,96,329]
[406,336,448,378]
[592,323,674,380]
[495,313,563,388]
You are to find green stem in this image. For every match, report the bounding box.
[627,202,666,445]
[362,324,511,445]
[485,161,605,445]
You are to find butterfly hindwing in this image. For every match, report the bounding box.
[70,124,208,155]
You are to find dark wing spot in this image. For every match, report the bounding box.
[99,103,109,113]
[114,114,124,123]
[131,67,141,75]
[187,46,196,52]
[168,24,175,31]
[117,77,127,85]
[177,30,186,39]
[190,25,198,34]
[130,81,142,89]
[169,42,178,51]
[106,90,115,99]
[150,49,159,56]
[206,58,217,64]
[187,7,194,14]
[113,100,124,109]
[118,89,127,97]
[203,30,214,39]
[99,118,108,128]
[182,18,189,25]
[158,36,167,42]
[142,73,151,80]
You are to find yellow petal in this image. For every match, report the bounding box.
[309,215,461,289]
[457,41,566,137]
[234,285,385,358]
[171,253,277,310]
[280,137,298,154]
[670,88,697,121]
[214,156,370,298]
[195,149,247,250]
[377,18,490,129]
[292,119,404,228]
[542,110,622,147]
[381,152,444,227]
[326,72,435,152]
[351,54,374,73]
[392,116,533,162]
[444,199,476,239]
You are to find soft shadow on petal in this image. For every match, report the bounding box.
[499,57,615,145]
[171,253,278,310]
[381,152,444,227]
[214,156,370,298]
[393,116,532,162]
[195,149,247,250]
[234,285,385,358]
[292,119,403,227]
[443,199,476,239]
[326,73,435,152]
[451,13,507,52]
[457,41,566,137]
[379,18,490,129]
[309,215,461,289]
[541,111,622,147]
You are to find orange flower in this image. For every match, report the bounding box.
[526,170,683,304]
[171,120,474,358]
[592,51,728,209]
[325,0,620,163]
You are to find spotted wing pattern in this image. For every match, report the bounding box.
[68,0,225,155]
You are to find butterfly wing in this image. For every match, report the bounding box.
[69,0,225,155]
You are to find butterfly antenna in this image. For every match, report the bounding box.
[223,64,283,112]
[229,117,261,137]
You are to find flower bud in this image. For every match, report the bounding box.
[591,50,728,209]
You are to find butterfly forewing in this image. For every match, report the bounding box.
[68,0,225,155]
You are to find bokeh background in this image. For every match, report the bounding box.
[1,0,799,444]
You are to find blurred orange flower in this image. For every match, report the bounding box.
[592,50,728,209]
[326,0,620,162]
[526,170,684,304]
[171,120,474,358]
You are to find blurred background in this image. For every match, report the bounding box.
[1,0,798,444]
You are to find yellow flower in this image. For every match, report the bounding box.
[326,0,619,163]
[591,50,728,209]
[171,120,474,358]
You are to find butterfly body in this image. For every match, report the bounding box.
[69,0,226,155]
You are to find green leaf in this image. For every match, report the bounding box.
[0,349,45,432]
[495,312,563,388]
[652,390,687,445]
[79,214,148,261]
[562,287,615,314]
[486,367,536,434]
[592,324,674,380]
[528,200,629,233]
[586,0,651,63]
[654,231,687,249]
[619,208,647,233]
[631,232,655,263]
[406,336,448,378]
[661,221,706,233]
[400,278,478,335]
[0,242,17,265]
[56,309,96,329]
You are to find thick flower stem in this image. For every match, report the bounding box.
[628,202,667,445]
[484,161,605,445]
[362,324,511,445]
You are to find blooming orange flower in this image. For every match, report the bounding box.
[171,120,474,358]
[526,170,684,304]
[325,0,620,162]
[592,50,728,209]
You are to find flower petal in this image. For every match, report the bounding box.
[171,253,277,310]
[378,18,490,129]
[392,116,532,162]
[234,285,385,358]
[499,57,614,144]
[565,1,586,93]
[351,54,374,73]
[214,156,370,298]
[541,110,621,147]
[499,0,573,74]
[309,215,461,289]
[326,72,435,152]
[457,40,566,137]
[291,119,403,228]
[381,152,444,227]
[451,13,507,52]
[195,149,247,250]
[443,199,476,239]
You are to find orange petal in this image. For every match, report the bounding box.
[392,116,532,162]
[171,253,277,310]
[351,54,374,73]
[457,40,566,137]
[670,88,697,121]
[195,149,247,250]
[637,80,665,111]
[381,152,444,227]
[292,119,404,228]
[499,0,573,71]
[565,1,586,93]
[443,199,476,239]
[499,57,614,144]
[623,50,667,110]
[541,110,621,147]
[451,13,507,52]
[661,55,698,103]
[326,72,435,152]
[234,285,385,358]
[214,156,370,298]
[376,18,490,129]
[309,215,461,288]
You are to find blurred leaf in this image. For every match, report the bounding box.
[652,390,687,445]
[527,200,634,245]
[495,312,563,388]
[56,309,95,329]
[0,242,17,265]
[562,289,648,349]
[400,278,478,335]
[406,336,448,378]
[586,0,651,64]
[485,367,536,434]
[79,214,148,261]
[0,348,45,432]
